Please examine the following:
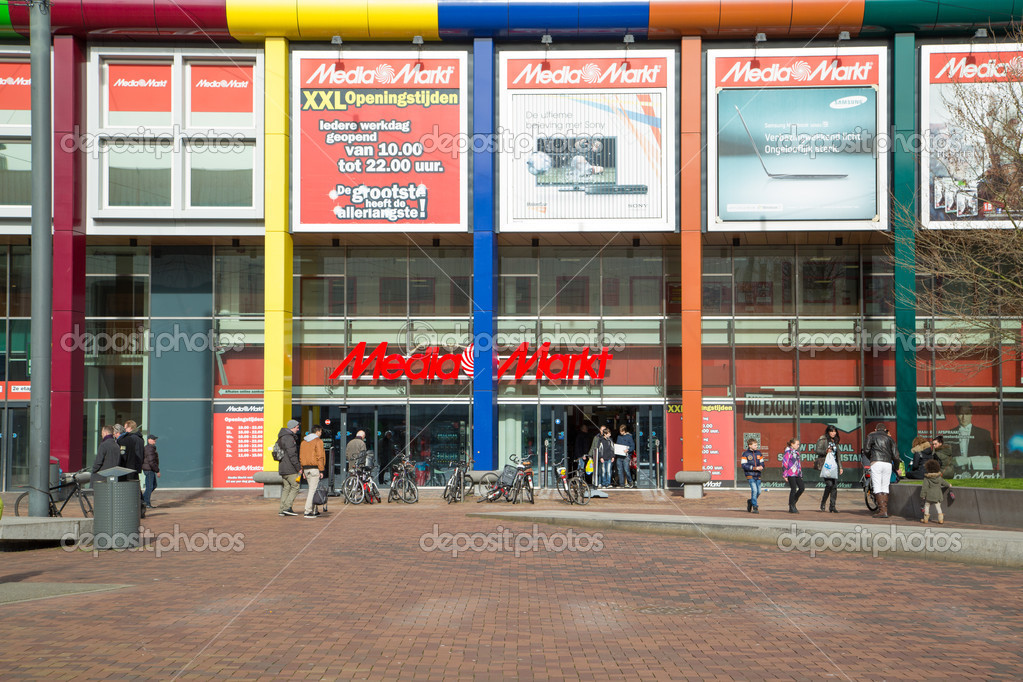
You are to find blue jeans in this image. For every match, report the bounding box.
[600,460,613,486]
[143,470,158,506]
[615,457,632,486]
[747,477,761,508]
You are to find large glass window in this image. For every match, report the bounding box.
[734,247,794,315]
[215,246,263,316]
[0,141,31,205]
[798,247,860,316]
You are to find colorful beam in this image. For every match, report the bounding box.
[1,1,1020,40]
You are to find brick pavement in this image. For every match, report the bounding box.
[1,488,1021,680]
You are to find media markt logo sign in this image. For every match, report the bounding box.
[327,342,613,382]
[511,61,662,86]
[719,58,875,84]
[305,62,457,86]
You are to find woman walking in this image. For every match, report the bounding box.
[782,438,805,514]
[814,425,843,512]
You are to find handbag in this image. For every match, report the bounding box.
[584,458,594,474]
[820,452,838,479]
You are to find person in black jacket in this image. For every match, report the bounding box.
[740,438,766,514]
[142,435,160,509]
[864,423,899,518]
[814,425,844,512]
[119,420,146,482]
[277,419,302,516]
[91,425,122,475]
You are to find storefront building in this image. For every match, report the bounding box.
[1,2,1022,491]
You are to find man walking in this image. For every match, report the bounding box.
[300,425,326,518]
[119,420,146,481]
[277,419,302,517]
[142,434,160,509]
[864,423,899,518]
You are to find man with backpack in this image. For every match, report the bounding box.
[275,419,302,516]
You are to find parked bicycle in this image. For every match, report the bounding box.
[15,470,94,518]
[861,467,878,512]
[387,454,418,504]
[555,462,591,505]
[477,454,533,504]
[344,450,381,505]
[443,455,475,504]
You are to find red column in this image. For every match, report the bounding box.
[679,37,703,474]
[50,36,86,472]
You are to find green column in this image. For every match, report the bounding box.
[893,32,917,464]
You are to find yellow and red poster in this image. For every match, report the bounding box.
[292,51,468,232]
[107,63,172,113]
[0,61,31,113]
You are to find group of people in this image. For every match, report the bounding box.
[742,422,954,523]
[574,423,638,489]
[91,420,160,509]
[275,419,334,518]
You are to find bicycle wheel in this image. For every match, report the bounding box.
[14,491,29,517]
[462,472,474,499]
[399,478,419,504]
[442,474,455,503]
[524,477,534,504]
[78,490,94,517]
[569,478,591,506]
[510,477,523,504]
[864,484,878,512]
[555,474,569,501]
[475,472,498,499]
[368,480,382,504]
[452,471,464,503]
[343,476,363,505]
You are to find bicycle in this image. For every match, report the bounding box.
[14,470,95,518]
[387,454,419,504]
[344,450,381,505]
[555,463,591,505]
[443,456,475,504]
[510,454,534,505]
[860,467,878,512]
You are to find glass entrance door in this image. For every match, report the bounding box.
[2,406,29,491]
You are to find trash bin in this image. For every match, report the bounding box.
[92,466,141,549]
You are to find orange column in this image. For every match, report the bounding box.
[680,36,703,473]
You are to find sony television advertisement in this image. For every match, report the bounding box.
[708,47,888,231]
[498,49,676,232]
[921,44,1023,229]
[292,50,468,232]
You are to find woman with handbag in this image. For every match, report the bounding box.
[815,425,844,513]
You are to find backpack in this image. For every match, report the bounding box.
[271,438,285,462]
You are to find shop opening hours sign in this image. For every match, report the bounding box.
[292,51,468,232]
[213,404,263,488]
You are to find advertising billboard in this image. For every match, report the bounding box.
[921,44,1023,229]
[498,49,676,232]
[292,50,468,232]
[212,403,263,488]
[708,48,887,231]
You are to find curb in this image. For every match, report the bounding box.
[468,510,1023,569]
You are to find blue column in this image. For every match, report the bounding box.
[472,38,497,469]
[893,33,918,465]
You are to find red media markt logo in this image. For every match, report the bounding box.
[328,342,613,382]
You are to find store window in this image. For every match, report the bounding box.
[215,246,264,316]
[798,247,859,316]
[89,48,262,219]
[0,56,30,214]
[734,248,793,315]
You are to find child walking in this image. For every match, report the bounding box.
[920,459,951,524]
[782,438,805,514]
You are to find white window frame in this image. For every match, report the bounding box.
[87,46,264,234]
[0,46,33,223]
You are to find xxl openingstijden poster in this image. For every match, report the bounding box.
[292,51,468,232]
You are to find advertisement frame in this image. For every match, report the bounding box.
[707,46,888,232]
[920,42,1023,230]
[497,48,677,233]
[291,48,469,233]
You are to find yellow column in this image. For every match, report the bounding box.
[263,36,294,470]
